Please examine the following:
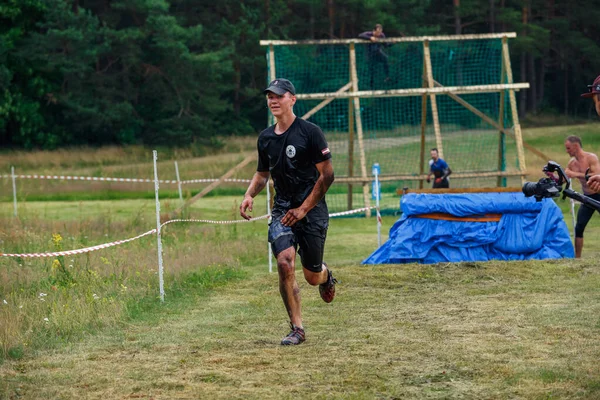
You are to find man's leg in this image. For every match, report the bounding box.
[575,237,583,259]
[296,219,337,303]
[574,204,594,258]
[276,247,302,328]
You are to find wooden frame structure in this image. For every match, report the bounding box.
[261,32,529,214]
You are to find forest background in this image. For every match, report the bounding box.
[1,0,599,150]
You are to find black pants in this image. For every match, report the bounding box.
[368,51,390,89]
[432,178,449,189]
[575,193,600,238]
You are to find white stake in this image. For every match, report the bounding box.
[372,163,382,247]
[266,178,273,273]
[174,161,183,203]
[11,166,17,217]
[153,151,165,302]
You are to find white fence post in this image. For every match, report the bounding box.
[11,166,17,217]
[174,161,183,203]
[153,151,165,302]
[372,163,382,247]
[266,179,273,273]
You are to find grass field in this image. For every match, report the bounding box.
[1,124,600,398]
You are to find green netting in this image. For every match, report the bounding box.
[266,37,524,213]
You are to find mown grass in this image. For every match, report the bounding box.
[1,124,600,398]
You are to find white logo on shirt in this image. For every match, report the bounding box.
[286,145,296,158]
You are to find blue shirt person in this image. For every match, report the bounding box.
[426,148,452,189]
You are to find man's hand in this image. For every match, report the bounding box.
[240,195,254,220]
[281,207,307,227]
[370,36,378,42]
[435,177,442,184]
[587,175,600,193]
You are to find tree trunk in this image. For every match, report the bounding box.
[564,66,569,116]
[453,0,461,35]
[265,0,270,35]
[520,56,527,117]
[328,0,335,38]
[500,0,506,32]
[234,60,241,116]
[528,53,537,112]
[537,58,545,110]
[519,4,528,118]
[489,0,495,33]
[309,2,315,39]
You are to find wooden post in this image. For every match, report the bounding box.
[349,42,371,217]
[497,41,507,187]
[420,57,428,190]
[268,44,277,127]
[502,37,526,183]
[423,40,444,158]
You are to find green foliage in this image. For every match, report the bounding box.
[0,0,599,148]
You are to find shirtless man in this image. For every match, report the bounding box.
[564,135,600,258]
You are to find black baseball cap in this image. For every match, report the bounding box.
[263,78,296,95]
[581,74,600,98]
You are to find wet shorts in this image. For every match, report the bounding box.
[268,208,329,273]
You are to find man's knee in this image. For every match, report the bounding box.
[302,267,324,286]
[276,248,296,276]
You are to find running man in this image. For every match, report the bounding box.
[240,78,337,345]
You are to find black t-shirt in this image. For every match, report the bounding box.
[257,117,332,219]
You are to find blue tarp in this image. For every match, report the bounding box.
[362,192,574,264]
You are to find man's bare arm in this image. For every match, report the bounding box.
[280,159,335,226]
[587,153,600,175]
[240,171,270,220]
[565,158,581,179]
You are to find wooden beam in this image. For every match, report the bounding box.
[260,32,518,46]
[419,57,428,190]
[423,40,444,158]
[349,42,371,217]
[301,82,353,120]
[294,83,530,100]
[174,155,256,215]
[334,170,524,184]
[497,52,507,187]
[502,37,527,183]
[398,187,522,195]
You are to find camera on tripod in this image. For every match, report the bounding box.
[522,161,565,201]
[522,161,600,212]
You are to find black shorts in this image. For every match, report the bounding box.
[268,208,329,273]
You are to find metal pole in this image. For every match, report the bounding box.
[373,164,382,247]
[266,179,273,273]
[153,150,165,302]
[11,166,17,217]
[174,161,183,203]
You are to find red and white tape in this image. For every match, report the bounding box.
[1,174,250,185]
[329,206,377,217]
[0,207,378,258]
[0,215,269,258]
[0,228,158,258]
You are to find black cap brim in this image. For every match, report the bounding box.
[263,86,288,95]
